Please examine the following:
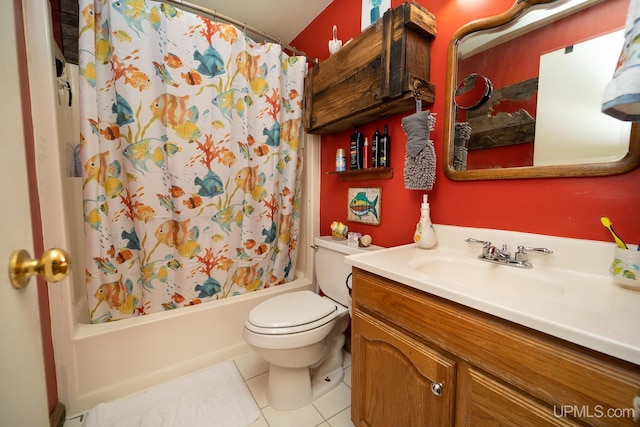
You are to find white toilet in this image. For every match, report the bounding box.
[242,236,381,410]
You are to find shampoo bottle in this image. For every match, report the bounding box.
[414,194,437,249]
[379,124,391,167]
[350,128,363,169]
[371,128,380,168]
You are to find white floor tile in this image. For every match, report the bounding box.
[327,408,355,427]
[313,382,351,419]
[342,350,351,368]
[343,365,352,388]
[261,403,325,427]
[248,415,270,427]
[234,351,269,380]
[63,415,84,427]
[65,349,352,427]
[246,371,269,408]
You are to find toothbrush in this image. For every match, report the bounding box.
[600,217,628,249]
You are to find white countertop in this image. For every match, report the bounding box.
[345,225,640,365]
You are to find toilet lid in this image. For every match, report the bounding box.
[247,290,337,329]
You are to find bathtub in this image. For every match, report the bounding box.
[27,16,321,414]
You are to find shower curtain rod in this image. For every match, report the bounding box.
[163,0,313,62]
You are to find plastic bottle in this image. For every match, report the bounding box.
[335,148,346,172]
[350,129,363,169]
[379,124,391,167]
[371,128,380,168]
[363,137,370,168]
[414,194,437,249]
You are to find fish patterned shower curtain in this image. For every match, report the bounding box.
[78,0,307,323]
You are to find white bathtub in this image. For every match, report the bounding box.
[27,22,321,414]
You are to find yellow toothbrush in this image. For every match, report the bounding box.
[600,217,628,249]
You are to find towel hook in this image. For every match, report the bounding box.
[413,80,423,112]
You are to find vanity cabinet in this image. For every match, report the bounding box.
[351,268,640,427]
[352,310,456,426]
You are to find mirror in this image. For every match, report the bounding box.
[443,0,640,180]
[455,73,493,110]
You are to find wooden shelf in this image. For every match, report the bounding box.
[328,167,393,182]
[303,2,436,135]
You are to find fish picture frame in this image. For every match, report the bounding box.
[347,187,381,225]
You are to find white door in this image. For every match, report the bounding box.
[0,1,51,426]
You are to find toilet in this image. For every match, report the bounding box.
[242,236,381,410]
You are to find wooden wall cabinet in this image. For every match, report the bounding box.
[351,268,640,427]
[303,2,436,135]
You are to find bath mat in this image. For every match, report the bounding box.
[82,360,260,427]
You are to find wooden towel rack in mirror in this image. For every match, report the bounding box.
[443,0,640,180]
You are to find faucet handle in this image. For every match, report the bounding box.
[465,238,490,247]
[466,238,493,259]
[498,244,511,258]
[515,245,552,262]
[517,245,553,255]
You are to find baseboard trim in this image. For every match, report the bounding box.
[50,402,65,427]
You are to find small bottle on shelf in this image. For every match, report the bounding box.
[379,124,391,167]
[371,128,380,168]
[335,148,346,172]
[363,137,370,168]
[350,128,363,169]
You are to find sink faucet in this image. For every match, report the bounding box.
[487,244,510,261]
[465,238,552,268]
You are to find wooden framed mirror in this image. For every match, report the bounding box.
[443,0,640,180]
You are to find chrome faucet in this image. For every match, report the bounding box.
[465,238,552,269]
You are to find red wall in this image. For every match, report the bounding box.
[292,0,640,248]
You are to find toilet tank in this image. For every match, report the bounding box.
[314,236,383,306]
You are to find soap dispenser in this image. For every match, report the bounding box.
[414,194,437,249]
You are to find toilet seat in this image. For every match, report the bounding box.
[246,291,338,335]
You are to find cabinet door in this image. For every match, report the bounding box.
[457,367,582,427]
[352,310,456,427]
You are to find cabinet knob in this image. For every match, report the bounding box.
[430,382,443,397]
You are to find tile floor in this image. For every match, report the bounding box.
[64,350,355,427]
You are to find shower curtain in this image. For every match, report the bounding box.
[78,0,307,323]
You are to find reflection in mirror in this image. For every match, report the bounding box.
[455,73,493,111]
[444,0,640,179]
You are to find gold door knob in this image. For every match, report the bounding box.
[9,248,71,289]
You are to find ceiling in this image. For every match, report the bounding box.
[56,0,332,65]
[192,0,333,46]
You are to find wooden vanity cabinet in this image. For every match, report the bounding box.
[352,310,456,426]
[350,268,640,427]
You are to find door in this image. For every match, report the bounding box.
[0,1,51,426]
[351,310,456,427]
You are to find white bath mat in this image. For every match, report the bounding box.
[82,360,260,427]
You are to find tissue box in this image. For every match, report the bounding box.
[347,232,362,248]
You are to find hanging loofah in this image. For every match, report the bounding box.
[453,122,472,171]
[402,110,436,190]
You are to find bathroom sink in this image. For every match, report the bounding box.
[345,225,640,366]
[412,256,565,301]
